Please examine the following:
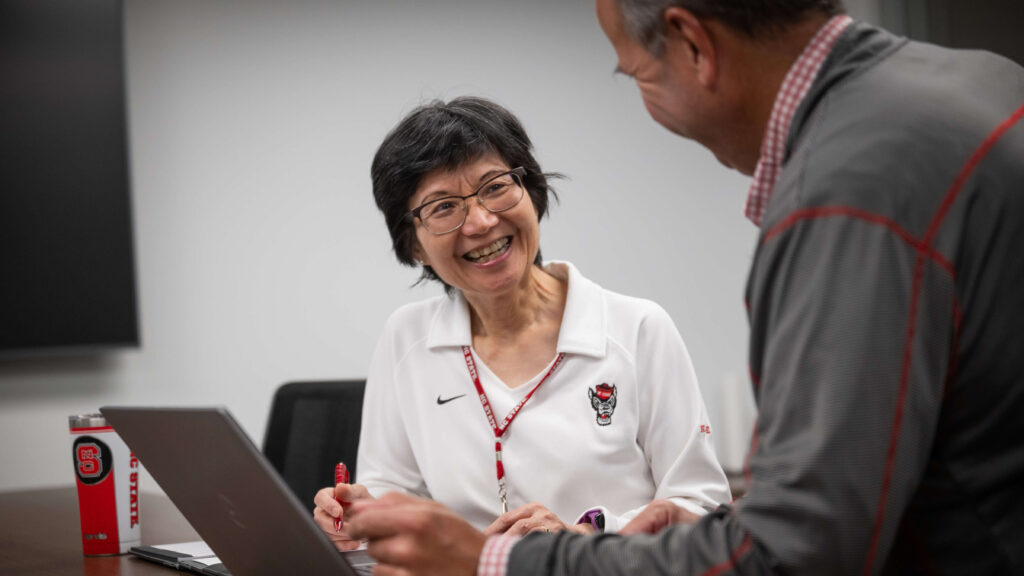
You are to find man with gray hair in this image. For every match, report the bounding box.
[346,0,1024,573]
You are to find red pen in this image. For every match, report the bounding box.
[334,462,349,532]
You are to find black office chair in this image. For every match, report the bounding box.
[262,379,366,509]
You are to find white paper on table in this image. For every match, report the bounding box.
[185,555,223,566]
[149,540,215,558]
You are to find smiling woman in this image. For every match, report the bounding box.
[369,97,558,292]
[310,96,731,545]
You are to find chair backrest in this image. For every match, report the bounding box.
[262,379,366,509]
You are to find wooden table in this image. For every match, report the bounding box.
[0,487,201,576]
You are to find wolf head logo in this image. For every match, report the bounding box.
[589,383,617,426]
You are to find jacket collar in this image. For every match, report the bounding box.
[786,21,906,160]
[425,261,606,358]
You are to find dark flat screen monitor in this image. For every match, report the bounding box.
[0,0,139,357]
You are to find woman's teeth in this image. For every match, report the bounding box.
[465,237,511,263]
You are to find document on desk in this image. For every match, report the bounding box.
[132,539,374,576]
[180,555,231,576]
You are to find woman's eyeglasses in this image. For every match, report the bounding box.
[408,167,527,235]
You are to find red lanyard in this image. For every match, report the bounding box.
[462,345,565,514]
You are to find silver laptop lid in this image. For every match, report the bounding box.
[100,406,358,576]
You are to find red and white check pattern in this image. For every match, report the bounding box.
[745,15,854,226]
[478,534,521,576]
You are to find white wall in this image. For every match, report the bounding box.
[0,0,765,494]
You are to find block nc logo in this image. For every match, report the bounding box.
[73,436,113,485]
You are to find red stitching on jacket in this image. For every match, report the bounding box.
[862,248,926,575]
[924,103,1024,246]
[761,206,954,276]
[861,103,1024,575]
[700,534,753,576]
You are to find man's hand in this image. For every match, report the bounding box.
[620,500,700,535]
[347,492,486,576]
[312,482,374,551]
[484,502,589,536]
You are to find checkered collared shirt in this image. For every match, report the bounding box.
[745,15,854,226]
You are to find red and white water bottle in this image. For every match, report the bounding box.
[69,413,141,555]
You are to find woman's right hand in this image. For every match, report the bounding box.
[483,502,573,536]
[313,482,375,551]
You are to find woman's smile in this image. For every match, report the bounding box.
[464,236,512,265]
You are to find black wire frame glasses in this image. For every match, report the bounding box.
[407,167,527,235]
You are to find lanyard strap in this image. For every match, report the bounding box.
[462,345,565,513]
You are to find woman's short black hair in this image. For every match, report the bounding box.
[371,96,559,290]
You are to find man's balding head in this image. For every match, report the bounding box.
[617,0,845,55]
[596,0,842,173]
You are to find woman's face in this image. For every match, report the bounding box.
[408,154,540,299]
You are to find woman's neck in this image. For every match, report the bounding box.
[465,265,567,343]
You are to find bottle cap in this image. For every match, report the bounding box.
[69,413,107,429]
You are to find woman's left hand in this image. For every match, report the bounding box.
[483,502,591,536]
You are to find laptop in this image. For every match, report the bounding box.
[100,406,375,576]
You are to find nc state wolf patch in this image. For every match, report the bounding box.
[588,383,617,426]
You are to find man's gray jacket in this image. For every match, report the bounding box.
[508,21,1024,575]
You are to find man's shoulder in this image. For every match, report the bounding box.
[773,35,1024,230]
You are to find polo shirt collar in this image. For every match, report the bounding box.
[425,261,606,358]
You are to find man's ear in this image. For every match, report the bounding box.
[663,6,717,89]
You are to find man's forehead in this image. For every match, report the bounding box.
[595,0,626,41]
[596,0,648,61]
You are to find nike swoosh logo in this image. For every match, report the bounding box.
[436,394,466,405]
